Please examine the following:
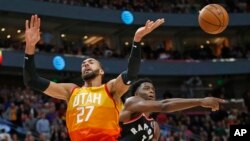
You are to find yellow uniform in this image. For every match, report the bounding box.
[66,84,122,141]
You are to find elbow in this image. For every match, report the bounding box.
[160,104,168,113]
[161,102,175,113]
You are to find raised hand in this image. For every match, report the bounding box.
[134,18,165,42]
[200,97,225,111]
[25,15,41,54]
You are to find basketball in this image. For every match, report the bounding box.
[198,4,229,34]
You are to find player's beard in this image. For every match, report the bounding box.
[82,69,100,81]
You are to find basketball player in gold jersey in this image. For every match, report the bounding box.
[23,15,165,141]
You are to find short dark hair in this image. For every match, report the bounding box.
[84,57,104,70]
[129,78,153,96]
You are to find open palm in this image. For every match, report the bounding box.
[134,18,165,42]
[25,15,41,48]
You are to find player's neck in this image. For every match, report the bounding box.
[84,77,102,87]
[143,112,151,118]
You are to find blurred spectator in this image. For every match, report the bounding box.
[11,133,20,141]
[36,112,51,141]
[0,129,12,141]
[213,37,233,59]
[24,131,35,141]
[3,102,17,124]
[38,133,47,141]
[1,33,247,60]
[157,105,247,141]
[37,0,250,13]
[243,88,250,112]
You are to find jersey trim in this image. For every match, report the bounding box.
[123,113,154,124]
[68,86,79,101]
[70,86,79,95]
[123,114,143,124]
[105,84,120,115]
[142,113,154,121]
[104,83,112,97]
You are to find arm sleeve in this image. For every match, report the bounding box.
[23,54,50,91]
[121,41,141,85]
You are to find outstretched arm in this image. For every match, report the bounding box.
[108,19,165,98]
[23,15,76,101]
[123,96,225,113]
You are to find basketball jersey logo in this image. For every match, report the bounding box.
[66,85,121,141]
[72,92,102,123]
[130,122,154,141]
[73,92,102,107]
[119,114,154,141]
[73,92,102,123]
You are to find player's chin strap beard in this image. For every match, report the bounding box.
[82,69,100,81]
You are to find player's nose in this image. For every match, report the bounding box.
[84,62,90,67]
[149,89,155,95]
[148,92,155,99]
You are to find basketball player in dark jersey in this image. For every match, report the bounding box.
[119,78,225,141]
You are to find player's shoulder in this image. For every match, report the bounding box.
[60,83,78,88]
[58,83,79,93]
[124,96,144,106]
[105,78,115,90]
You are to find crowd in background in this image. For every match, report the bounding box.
[1,36,249,61]
[37,0,250,13]
[0,85,249,141]
[0,86,69,141]
[156,107,249,141]
[0,1,248,61]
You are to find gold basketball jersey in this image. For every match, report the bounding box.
[66,84,122,141]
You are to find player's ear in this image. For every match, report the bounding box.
[99,69,104,75]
